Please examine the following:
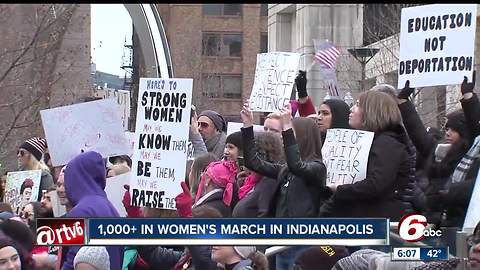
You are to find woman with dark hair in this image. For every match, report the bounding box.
[233,131,284,218]
[0,235,35,270]
[240,102,327,270]
[319,91,412,220]
[293,71,351,140]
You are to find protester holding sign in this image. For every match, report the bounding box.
[397,80,478,227]
[320,91,413,220]
[17,137,54,203]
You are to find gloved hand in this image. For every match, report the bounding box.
[122,185,143,217]
[175,182,193,218]
[398,80,415,100]
[401,181,427,213]
[295,70,308,99]
[461,70,476,95]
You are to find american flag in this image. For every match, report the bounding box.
[314,41,341,70]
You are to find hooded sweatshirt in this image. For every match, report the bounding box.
[61,151,123,270]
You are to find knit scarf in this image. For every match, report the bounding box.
[451,135,480,183]
[204,132,226,153]
[238,172,262,200]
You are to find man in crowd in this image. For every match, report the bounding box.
[198,110,227,159]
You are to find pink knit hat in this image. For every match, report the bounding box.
[195,160,238,206]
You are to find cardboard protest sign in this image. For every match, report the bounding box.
[321,129,374,187]
[249,52,301,112]
[4,170,42,214]
[463,167,480,230]
[398,4,477,88]
[94,88,131,131]
[125,131,136,157]
[226,122,264,137]
[40,99,130,166]
[130,78,193,209]
[105,172,131,217]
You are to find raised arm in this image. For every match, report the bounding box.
[397,81,437,157]
[295,70,317,116]
[240,101,282,179]
[460,71,480,138]
[280,103,326,185]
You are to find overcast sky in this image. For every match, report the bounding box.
[91,4,133,77]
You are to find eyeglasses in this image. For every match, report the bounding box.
[198,122,210,129]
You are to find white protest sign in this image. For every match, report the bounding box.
[463,167,480,230]
[130,78,192,210]
[398,4,477,88]
[226,122,264,137]
[94,88,131,131]
[4,170,42,214]
[125,131,136,157]
[105,172,131,217]
[321,129,375,187]
[40,99,129,166]
[249,52,301,112]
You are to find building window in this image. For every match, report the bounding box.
[202,74,242,99]
[260,4,268,16]
[203,4,242,16]
[260,33,268,53]
[202,33,242,57]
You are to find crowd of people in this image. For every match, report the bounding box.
[0,70,479,270]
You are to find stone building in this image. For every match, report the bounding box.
[268,4,480,128]
[155,4,268,122]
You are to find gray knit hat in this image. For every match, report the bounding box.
[74,246,110,270]
[199,110,227,132]
[233,246,256,259]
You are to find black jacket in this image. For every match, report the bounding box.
[460,93,480,138]
[319,130,411,221]
[232,176,277,218]
[137,245,218,270]
[241,126,328,217]
[194,189,233,218]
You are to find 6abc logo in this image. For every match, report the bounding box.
[398,213,442,242]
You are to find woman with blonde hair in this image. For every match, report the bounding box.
[319,91,413,221]
[17,137,54,203]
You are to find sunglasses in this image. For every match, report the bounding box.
[17,149,28,157]
[198,122,210,129]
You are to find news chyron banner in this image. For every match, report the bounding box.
[36,218,389,246]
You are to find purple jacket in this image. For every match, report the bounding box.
[61,151,123,270]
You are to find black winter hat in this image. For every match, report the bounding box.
[19,137,47,161]
[294,246,350,270]
[445,110,469,139]
[225,131,243,152]
[199,110,227,132]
